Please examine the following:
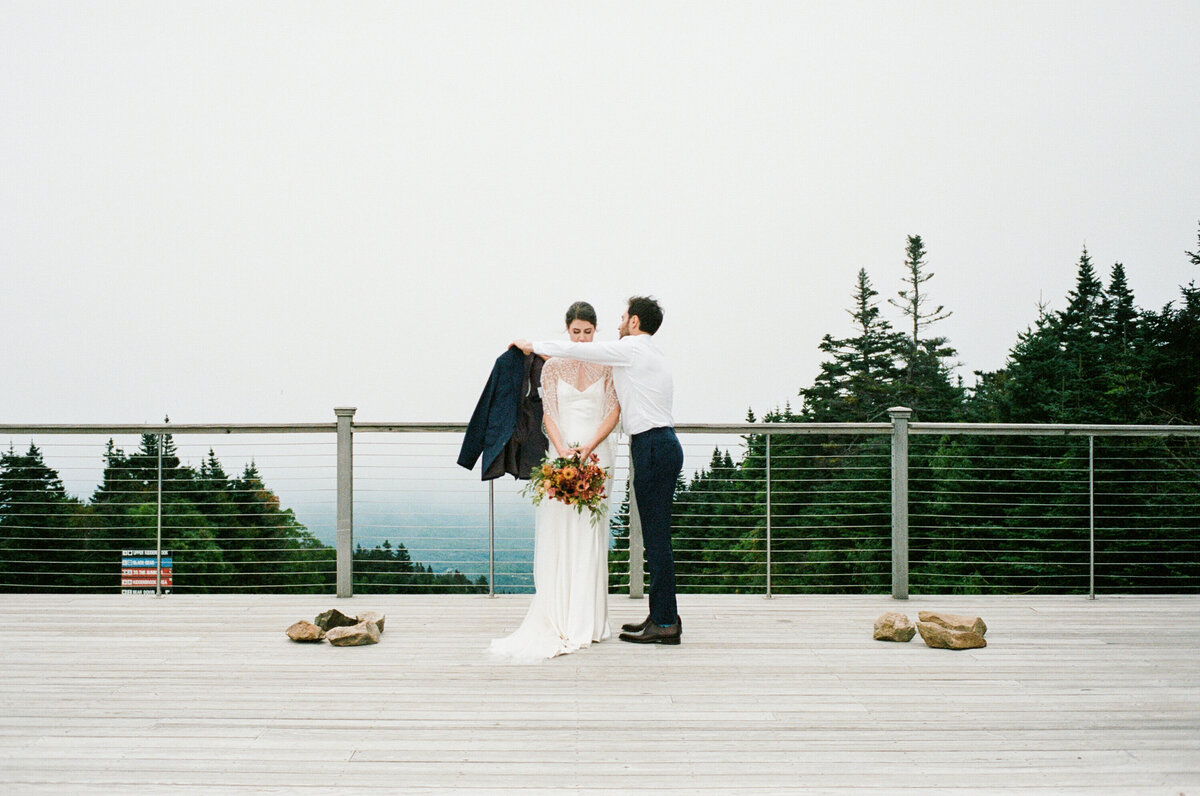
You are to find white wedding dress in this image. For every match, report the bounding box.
[489,358,619,662]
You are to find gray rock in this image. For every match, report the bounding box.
[873,612,916,642]
[314,608,358,632]
[918,611,987,636]
[286,620,325,642]
[326,620,381,646]
[917,621,987,650]
[356,611,385,633]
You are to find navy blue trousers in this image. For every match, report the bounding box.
[630,426,685,626]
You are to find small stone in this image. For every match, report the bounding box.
[917,621,987,650]
[356,611,385,633]
[326,620,381,646]
[286,620,325,642]
[314,608,358,632]
[873,612,916,642]
[918,611,987,636]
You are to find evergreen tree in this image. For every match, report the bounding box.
[888,235,962,419]
[0,444,86,591]
[1098,263,1158,421]
[1144,222,1200,423]
[801,268,906,421]
[1056,247,1108,421]
[889,235,952,349]
[979,248,1110,423]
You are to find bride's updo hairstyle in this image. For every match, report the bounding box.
[565,301,598,329]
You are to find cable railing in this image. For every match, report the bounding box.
[1,409,1197,597]
[908,431,1200,594]
[0,427,338,592]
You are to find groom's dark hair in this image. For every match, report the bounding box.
[627,296,663,334]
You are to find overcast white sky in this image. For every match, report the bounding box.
[3,1,1198,428]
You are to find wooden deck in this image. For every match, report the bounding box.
[1,593,1198,794]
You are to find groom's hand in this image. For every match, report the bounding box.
[510,339,534,355]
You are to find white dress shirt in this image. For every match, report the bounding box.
[533,335,674,436]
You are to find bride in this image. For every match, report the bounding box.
[489,301,620,662]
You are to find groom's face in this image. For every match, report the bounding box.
[618,311,631,338]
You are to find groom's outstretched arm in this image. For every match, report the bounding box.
[510,339,634,367]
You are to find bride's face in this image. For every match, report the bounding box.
[567,320,596,342]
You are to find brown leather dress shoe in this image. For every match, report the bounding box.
[622,615,682,634]
[619,621,681,645]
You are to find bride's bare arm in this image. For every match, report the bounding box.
[544,413,570,459]
[573,405,620,463]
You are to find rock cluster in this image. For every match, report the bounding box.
[286,609,386,646]
[874,610,988,650]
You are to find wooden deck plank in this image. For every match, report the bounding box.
[0,593,1197,793]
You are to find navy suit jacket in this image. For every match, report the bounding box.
[457,348,546,480]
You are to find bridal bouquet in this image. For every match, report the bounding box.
[522,450,610,525]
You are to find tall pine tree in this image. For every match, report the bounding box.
[801,268,906,421]
[888,235,962,419]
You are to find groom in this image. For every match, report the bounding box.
[512,296,685,645]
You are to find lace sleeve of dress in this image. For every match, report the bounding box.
[541,358,563,428]
[602,366,619,418]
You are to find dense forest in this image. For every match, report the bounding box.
[612,225,1200,594]
[3,225,1198,594]
[0,435,487,593]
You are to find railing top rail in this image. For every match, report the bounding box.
[358,421,1200,436]
[3,420,1198,437]
[354,423,468,433]
[910,422,1200,437]
[355,422,893,435]
[673,422,892,435]
[0,423,336,435]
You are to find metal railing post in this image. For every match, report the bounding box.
[488,480,496,597]
[765,434,772,599]
[335,407,356,598]
[628,451,645,599]
[889,407,912,600]
[155,431,163,598]
[1089,435,1095,600]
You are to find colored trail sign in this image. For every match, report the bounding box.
[121,549,173,594]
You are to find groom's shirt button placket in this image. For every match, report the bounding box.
[531,335,674,436]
